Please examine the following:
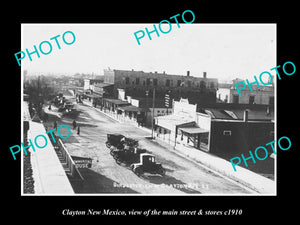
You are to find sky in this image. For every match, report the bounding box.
[22,23,276,81]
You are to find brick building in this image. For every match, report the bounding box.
[103,69,218,104]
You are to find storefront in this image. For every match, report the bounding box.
[117,105,149,125]
[154,98,210,151]
[178,125,209,151]
[102,98,130,113]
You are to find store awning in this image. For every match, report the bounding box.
[179,126,208,134]
[103,98,130,106]
[118,105,149,112]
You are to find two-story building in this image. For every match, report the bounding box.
[217,78,274,105]
[103,69,218,105]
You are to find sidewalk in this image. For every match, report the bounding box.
[28,121,74,195]
[83,102,275,194]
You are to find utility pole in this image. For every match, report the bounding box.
[151,88,156,139]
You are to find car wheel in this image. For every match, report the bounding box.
[106,142,111,148]
[134,166,143,176]
[159,168,166,176]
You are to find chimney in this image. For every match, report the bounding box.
[187,71,190,77]
[203,72,207,78]
[243,110,249,122]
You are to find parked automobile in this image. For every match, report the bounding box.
[130,153,166,177]
[105,134,125,149]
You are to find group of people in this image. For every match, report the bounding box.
[53,120,80,135]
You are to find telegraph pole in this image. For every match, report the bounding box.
[151,88,156,139]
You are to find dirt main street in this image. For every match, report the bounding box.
[46,92,253,194]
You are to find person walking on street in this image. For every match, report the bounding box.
[54,120,57,129]
[72,120,77,130]
[77,125,80,135]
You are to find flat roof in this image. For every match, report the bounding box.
[204,108,274,121]
[156,114,195,130]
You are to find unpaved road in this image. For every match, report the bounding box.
[55,94,252,194]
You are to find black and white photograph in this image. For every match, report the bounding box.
[4,4,298,224]
[21,23,276,195]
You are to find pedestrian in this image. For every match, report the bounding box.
[77,125,80,135]
[53,120,57,129]
[72,120,77,129]
[48,104,52,110]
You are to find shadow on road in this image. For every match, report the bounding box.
[69,168,139,194]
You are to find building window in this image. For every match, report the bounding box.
[153,78,158,86]
[187,80,192,88]
[223,130,232,136]
[177,80,182,87]
[136,77,140,85]
[125,77,130,84]
[210,82,215,89]
[166,79,170,87]
[233,94,239,104]
[249,95,255,105]
[146,78,151,86]
[200,81,206,89]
